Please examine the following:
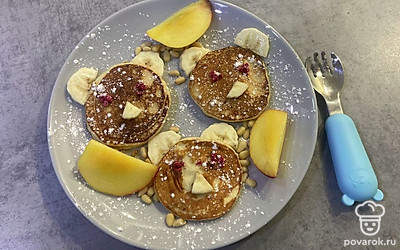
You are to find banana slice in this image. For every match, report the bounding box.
[131,51,164,76]
[234,28,270,57]
[148,131,181,165]
[200,123,238,148]
[67,67,98,105]
[226,81,248,98]
[122,101,141,119]
[179,47,210,76]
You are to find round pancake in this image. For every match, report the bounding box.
[154,138,242,221]
[85,63,170,149]
[189,46,270,122]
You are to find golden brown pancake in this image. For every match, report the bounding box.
[85,63,170,149]
[154,138,242,221]
[189,46,270,121]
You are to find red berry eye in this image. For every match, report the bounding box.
[209,70,223,82]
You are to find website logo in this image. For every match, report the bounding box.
[355,201,385,236]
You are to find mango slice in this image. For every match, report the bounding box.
[146,0,212,48]
[78,140,158,196]
[249,109,288,178]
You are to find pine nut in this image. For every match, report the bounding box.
[165,46,172,50]
[163,50,171,62]
[147,186,155,197]
[140,147,148,158]
[141,41,152,48]
[152,44,161,52]
[242,121,248,128]
[239,150,250,160]
[248,120,255,128]
[240,159,250,167]
[236,140,247,153]
[169,126,180,133]
[170,50,180,58]
[168,70,180,77]
[138,187,148,197]
[142,46,152,51]
[242,173,248,183]
[191,41,203,47]
[236,126,246,136]
[166,213,175,227]
[243,129,250,139]
[245,178,257,188]
[153,193,159,202]
[172,218,186,227]
[159,45,166,52]
[141,194,152,204]
[173,47,184,52]
[145,158,151,163]
[175,76,186,85]
[134,46,142,56]
[131,150,138,157]
[241,166,248,173]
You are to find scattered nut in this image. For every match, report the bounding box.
[173,47,184,52]
[140,146,148,158]
[242,121,248,128]
[142,46,152,51]
[242,173,248,183]
[152,44,161,52]
[172,218,187,227]
[134,46,142,56]
[248,120,255,128]
[153,193,160,202]
[165,46,172,50]
[236,126,246,137]
[170,50,180,58]
[131,150,139,157]
[141,41,152,48]
[147,186,155,197]
[159,45,166,52]
[141,194,152,204]
[236,140,247,153]
[169,126,180,133]
[239,150,250,160]
[138,187,148,197]
[191,41,203,47]
[168,70,181,77]
[145,158,151,163]
[163,50,171,62]
[174,76,186,85]
[243,129,250,139]
[241,166,248,173]
[166,213,175,227]
[245,178,257,188]
[240,159,250,167]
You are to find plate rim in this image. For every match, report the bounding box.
[47,0,318,248]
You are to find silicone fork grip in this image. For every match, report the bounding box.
[325,114,382,206]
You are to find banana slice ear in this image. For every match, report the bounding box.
[179,47,210,76]
[200,123,238,149]
[234,28,270,57]
[66,67,98,105]
[148,131,181,165]
[131,51,164,77]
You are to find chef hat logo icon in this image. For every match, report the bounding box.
[355,201,385,236]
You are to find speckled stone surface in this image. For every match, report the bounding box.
[0,0,399,249]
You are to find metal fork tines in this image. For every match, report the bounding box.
[305,51,344,115]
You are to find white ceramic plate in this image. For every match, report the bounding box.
[47,0,317,249]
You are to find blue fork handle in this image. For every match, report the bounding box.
[325,114,383,206]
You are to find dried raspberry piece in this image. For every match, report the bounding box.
[135,82,147,96]
[238,63,250,75]
[98,94,113,106]
[209,152,224,168]
[209,70,222,82]
[172,160,184,172]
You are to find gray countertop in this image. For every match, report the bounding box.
[1,0,399,249]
